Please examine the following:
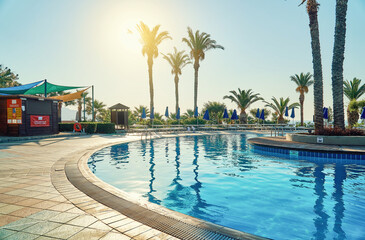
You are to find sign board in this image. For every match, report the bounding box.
[7,99,22,124]
[317,137,324,143]
[30,115,50,127]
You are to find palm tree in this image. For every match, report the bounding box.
[223,88,263,124]
[133,105,149,122]
[343,78,365,127]
[299,0,324,132]
[265,97,300,124]
[87,99,106,121]
[331,0,349,130]
[136,22,171,118]
[76,92,91,121]
[183,109,194,119]
[290,72,314,126]
[182,27,224,111]
[162,47,191,114]
[0,65,20,88]
[202,101,226,123]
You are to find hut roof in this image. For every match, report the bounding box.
[109,103,129,110]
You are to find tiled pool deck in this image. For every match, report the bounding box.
[0,132,267,240]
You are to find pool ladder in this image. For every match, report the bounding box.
[271,127,285,137]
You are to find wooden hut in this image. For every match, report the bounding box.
[109,103,129,129]
[0,95,60,136]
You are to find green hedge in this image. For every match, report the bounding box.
[59,122,115,134]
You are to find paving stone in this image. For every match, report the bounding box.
[67,215,98,227]
[0,228,17,239]
[43,224,83,239]
[100,231,131,240]
[0,215,21,227]
[0,205,24,214]
[1,217,39,231]
[88,221,112,231]
[26,210,60,221]
[3,231,39,240]
[22,221,61,235]
[68,228,108,240]
[48,212,79,223]
[9,207,41,218]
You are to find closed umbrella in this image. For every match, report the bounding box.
[361,107,365,119]
[260,109,265,124]
[290,107,295,125]
[223,108,229,119]
[231,109,239,120]
[194,107,199,125]
[256,108,260,118]
[176,108,180,120]
[150,107,154,119]
[323,107,328,120]
[165,107,169,118]
[141,108,146,119]
[203,110,210,120]
[285,106,289,117]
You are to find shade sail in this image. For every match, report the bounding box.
[0,80,44,94]
[25,82,84,95]
[48,88,90,102]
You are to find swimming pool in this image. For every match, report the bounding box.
[88,133,365,239]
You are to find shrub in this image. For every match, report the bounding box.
[59,123,74,132]
[95,123,115,133]
[182,117,206,125]
[314,127,365,136]
[151,119,164,125]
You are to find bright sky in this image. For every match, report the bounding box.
[1,0,364,121]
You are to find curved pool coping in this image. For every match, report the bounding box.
[63,132,269,240]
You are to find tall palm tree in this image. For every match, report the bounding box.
[290,72,314,126]
[136,21,171,118]
[223,88,263,124]
[343,78,365,127]
[162,47,191,114]
[249,108,271,122]
[331,0,349,130]
[299,0,324,131]
[182,27,224,111]
[265,97,300,124]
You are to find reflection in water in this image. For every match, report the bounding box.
[144,140,160,204]
[89,134,365,240]
[313,164,329,240]
[333,164,346,240]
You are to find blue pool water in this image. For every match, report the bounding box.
[88,134,365,239]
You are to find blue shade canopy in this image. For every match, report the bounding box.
[165,107,169,117]
[231,109,239,120]
[285,106,289,117]
[176,108,180,120]
[361,107,365,119]
[150,107,154,119]
[203,110,209,120]
[260,109,265,120]
[256,108,260,118]
[323,107,328,120]
[290,108,295,119]
[223,108,229,119]
[141,108,146,119]
[0,80,44,94]
[194,107,198,117]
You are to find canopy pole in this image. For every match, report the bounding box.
[44,79,47,97]
[83,95,86,121]
[92,85,95,122]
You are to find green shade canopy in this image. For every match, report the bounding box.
[24,82,84,95]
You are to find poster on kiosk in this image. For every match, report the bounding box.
[7,99,22,124]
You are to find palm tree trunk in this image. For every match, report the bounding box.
[307,1,324,132]
[58,102,62,123]
[148,56,154,123]
[174,75,179,114]
[331,0,348,130]
[347,107,359,128]
[239,110,247,124]
[78,102,82,122]
[300,93,305,126]
[193,59,200,111]
[278,115,285,124]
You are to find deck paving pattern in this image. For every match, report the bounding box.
[0,134,178,240]
[0,132,268,240]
